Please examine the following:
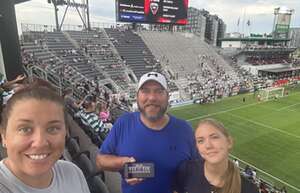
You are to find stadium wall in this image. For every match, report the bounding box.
[221,40,242,48]
[0,0,23,80]
[0,41,6,78]
[169,91,181,101]
[241,63,293,75]
[170,100,194,108]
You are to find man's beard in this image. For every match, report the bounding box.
[138,102,168,122]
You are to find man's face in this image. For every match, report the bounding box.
[137,80,169,122]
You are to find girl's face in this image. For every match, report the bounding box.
[195,123,232,165]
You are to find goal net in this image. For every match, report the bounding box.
[258,87,285,101]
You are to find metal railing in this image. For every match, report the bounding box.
[230,154,300,193]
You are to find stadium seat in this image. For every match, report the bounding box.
[65,137,81,158]
[72,153,93,177]
[72,151,105,181]
[74,117,94,135]
[87,175,110,193]
[81,124,103,147]
[72,116,103,147]
[66,104,78,117]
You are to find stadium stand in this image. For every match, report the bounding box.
[22,31,106,83]
[104,27,161,79]
[66,30,135,91]
[105,27,179,92]
[45,31,107,81]
[3,21,298,193]
[138,30,246,100]
[139,31,237,78]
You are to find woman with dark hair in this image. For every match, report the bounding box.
[0,84,90,193]
[175,118,259,193]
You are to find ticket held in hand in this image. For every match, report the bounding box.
[124,163,155,178]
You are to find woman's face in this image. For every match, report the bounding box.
[195,123,232,165]
[1,99,66,180]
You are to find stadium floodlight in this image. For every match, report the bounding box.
[47,0,66,5]
[47,0,90,31]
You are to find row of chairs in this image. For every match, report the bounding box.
[66,137,109,193]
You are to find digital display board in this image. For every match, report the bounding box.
[275,24,289,33]
[116,0,189,25]
[277,14,291,25]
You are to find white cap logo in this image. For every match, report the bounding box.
[150,2,159,15]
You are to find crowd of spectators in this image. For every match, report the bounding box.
[232,159,289,193]
[176,54,251,103]
[241,164,288,193]
[246,54,292,66]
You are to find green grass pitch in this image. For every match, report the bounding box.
[169,86,300,193]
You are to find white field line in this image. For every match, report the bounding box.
[186,102,262,122]
[184,93,300,191]
[184,92,300,122]
[228,112,300,140]
[230,154,300,192]
[277,102,300,111]
[186,94,300,140]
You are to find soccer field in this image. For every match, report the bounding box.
[169,86,300,193]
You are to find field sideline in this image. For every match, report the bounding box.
[169,87,300,193]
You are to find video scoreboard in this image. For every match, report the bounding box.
[116,0,189,25]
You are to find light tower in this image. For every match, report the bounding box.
[273,6,294,39]
[48,0,91,31]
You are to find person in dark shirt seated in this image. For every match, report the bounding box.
[175,118,259,193]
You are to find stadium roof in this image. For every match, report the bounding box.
[14,0,30,4]
[259,67,300,73]
[219,37,291,42]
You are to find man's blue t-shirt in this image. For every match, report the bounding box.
[100,112,198,193]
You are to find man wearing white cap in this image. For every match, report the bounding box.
[96,72,198,193]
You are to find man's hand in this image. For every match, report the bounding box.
[15,74,26,82]
[122,156,136,166]
[125,178,144,185]
[96,154,136,172]
[123,157,144,186]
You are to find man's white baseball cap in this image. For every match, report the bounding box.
[138,72,168,90]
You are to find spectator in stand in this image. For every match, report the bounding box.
[0,74,26,105]
[0,83,90,193]
[76,95,108,140]
[281,186,287,193]
[252,169,257,182]
[234,159,239,167]
[244,165,253,179]
[98,102,110,123]
[62,88,78,114]
[175,118,259,193]
[259,181,269,193]
[96,72,198,193]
